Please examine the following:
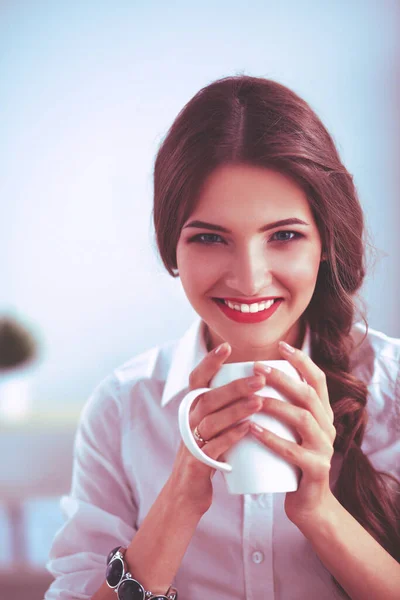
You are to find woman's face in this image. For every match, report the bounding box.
[176,164,323,361]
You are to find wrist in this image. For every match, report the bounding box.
[294,492,340,542]
[165,474,212,518]
[106,547,178,599]
[122,476,203,594]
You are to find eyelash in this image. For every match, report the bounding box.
[188,231,303,246]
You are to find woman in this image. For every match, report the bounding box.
[45,76,400,600]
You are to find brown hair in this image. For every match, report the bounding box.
[152,75,400,595]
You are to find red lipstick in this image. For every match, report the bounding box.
[220,296,279,304]
[213,298,283,324]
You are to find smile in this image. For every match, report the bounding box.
[213,298,283,323]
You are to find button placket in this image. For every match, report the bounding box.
[243,494,275,599]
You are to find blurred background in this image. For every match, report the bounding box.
[1,0,399,598]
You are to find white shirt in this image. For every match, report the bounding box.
[45,318,400,599]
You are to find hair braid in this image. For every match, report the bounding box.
[306,271,400,597]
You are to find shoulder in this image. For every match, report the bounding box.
[112,338,178,387]
[79,338,180,430]
[351,323,400,368]
[349,322,400,387]
[350,321,400,357]
[349,323,400,456]
[350,323,400,400]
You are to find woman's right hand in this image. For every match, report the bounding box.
[168,342,266,516]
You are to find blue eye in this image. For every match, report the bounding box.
[271,230,301,242]
[190,233,225,245]
[188,230,302,246]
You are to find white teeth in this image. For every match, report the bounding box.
[224,299,276,313]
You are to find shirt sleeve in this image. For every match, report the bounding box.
[45,374,138,599]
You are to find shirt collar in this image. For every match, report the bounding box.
[161,317,312,407]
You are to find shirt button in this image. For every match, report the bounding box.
[252,551,264,564]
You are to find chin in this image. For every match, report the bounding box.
[220,317,301,347]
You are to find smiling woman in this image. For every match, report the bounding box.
[45,76,400,600]
[175,164,323,361]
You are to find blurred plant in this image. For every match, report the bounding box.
[0,316,37,371]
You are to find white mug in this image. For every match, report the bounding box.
[178,360,302,495]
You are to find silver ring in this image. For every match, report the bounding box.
[194,425,208,444]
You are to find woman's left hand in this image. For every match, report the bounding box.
[251,340,337,527]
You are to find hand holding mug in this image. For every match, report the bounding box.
[179,351,303,495]
[168,342,266,514]
[250,341,337,526]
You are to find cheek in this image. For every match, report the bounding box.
[276,251,320,290]
[177,246,221,292]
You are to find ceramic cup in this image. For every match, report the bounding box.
[178,360,302,494]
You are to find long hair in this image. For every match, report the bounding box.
[152,75,400,595]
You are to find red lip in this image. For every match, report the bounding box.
[213,298,283,323]
[216,296,281,304]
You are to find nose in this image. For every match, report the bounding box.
[224,245,273,296]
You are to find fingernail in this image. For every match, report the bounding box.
[254,364,271,375]
[247,375,265,389]
[250,422,264,433]
[279,341,295,354]
[215,342,229,355]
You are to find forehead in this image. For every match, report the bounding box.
[189,164,314,225]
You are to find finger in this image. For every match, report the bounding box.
[278,341,333,421]
[197,394,263,442]
[260,397,336,449]
[253,363,335,439]
[189,342,232,390]
[249,422,332,480]
[199,420,252,463]
[193,373,266,423]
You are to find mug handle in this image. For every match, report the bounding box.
[178,388,233,473]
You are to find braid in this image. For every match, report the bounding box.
[306,269,400,597]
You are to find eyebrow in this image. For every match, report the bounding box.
[183,217,310,233]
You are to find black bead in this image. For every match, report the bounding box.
[150,596,169,600]
[106,557,124,587]
[117,578,145,600]
[107,546,121,565]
